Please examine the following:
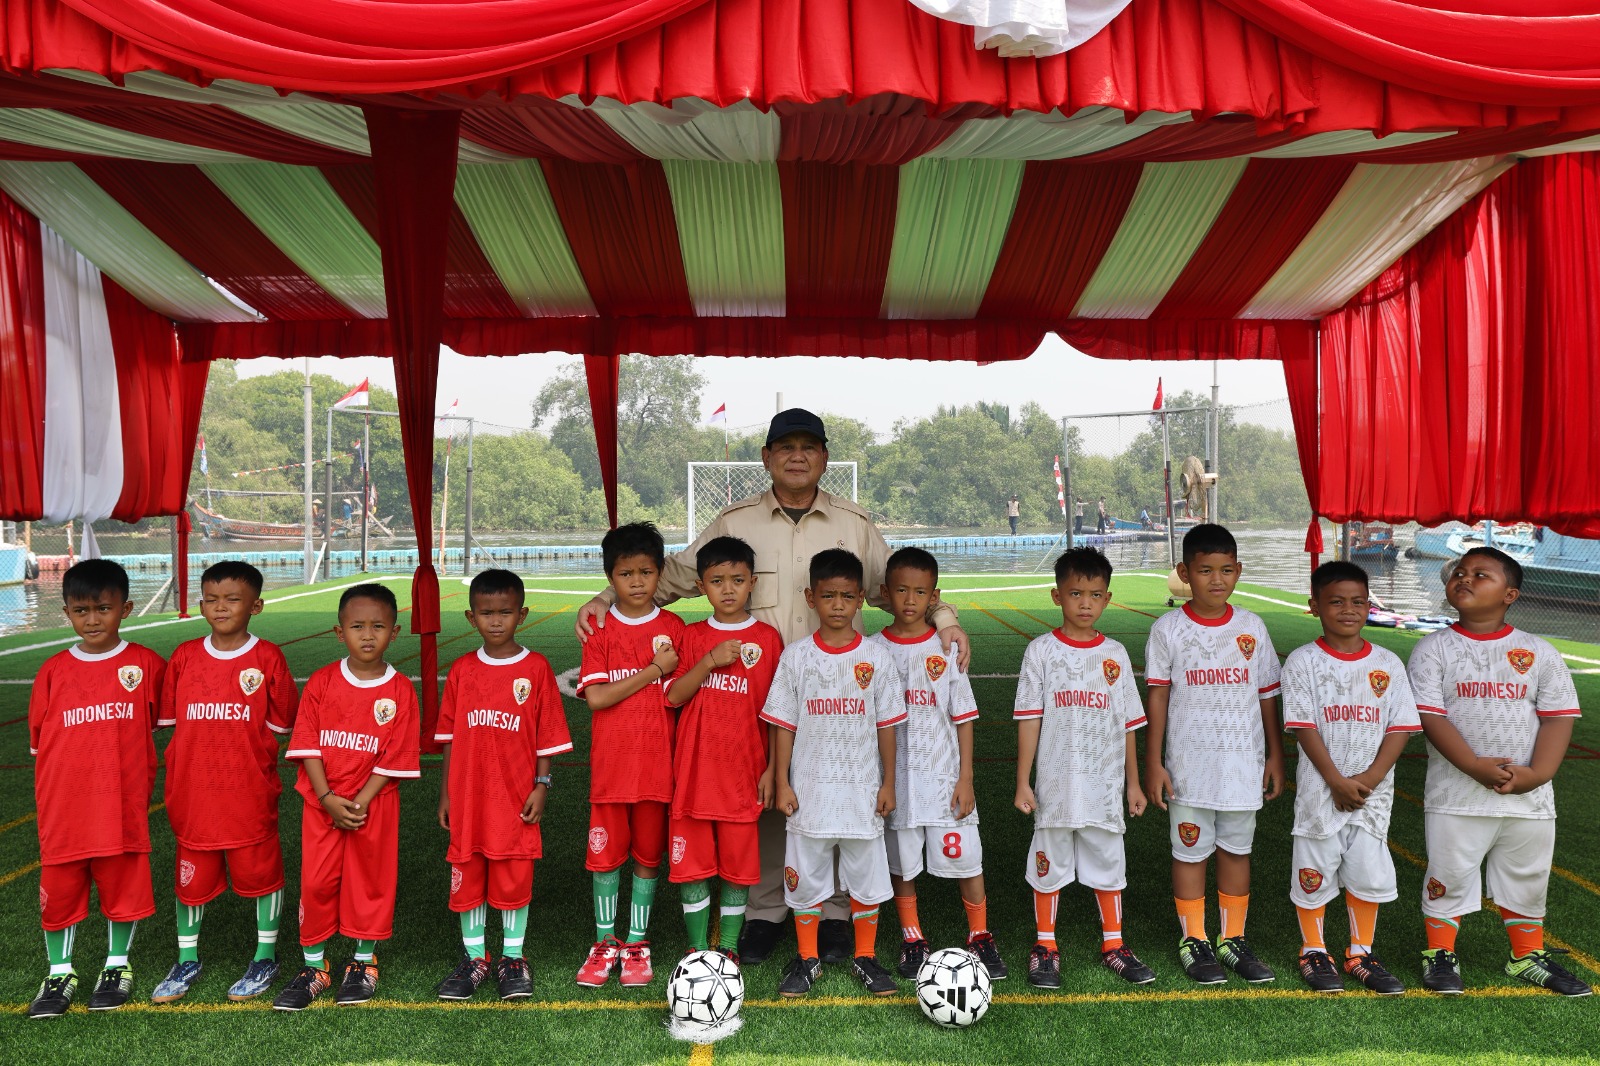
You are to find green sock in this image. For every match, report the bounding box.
[628,874,658,944]
[176,900,203,963]
[45,924,75,976]
[354,939,377,962]
[106,920,138,968]
[255,890,282,962]
[304,942,326,969]
[461,904,488,959]
[719,885,749,950]
[593,869,621,941]
[501,907,528,959]
[681,880,713,952]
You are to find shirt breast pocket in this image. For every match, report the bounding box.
[750,551,779,611]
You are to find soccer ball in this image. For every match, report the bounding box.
[665,950,745,1041]
[916,947,992,1029]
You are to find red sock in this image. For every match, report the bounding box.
[851,898,879,959]
[1424,916,1459,952]
[795,909,820,960]
[1500,907,1544,958]
[1095,890,1124,951]
[962,896,988,939]
[894,895,922,942]
[1034,889,1059,949]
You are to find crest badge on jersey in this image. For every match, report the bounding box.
[784,866,800,893]
[1178,822,1201,848]
[671,836,687,866]
[652,635,675,656]
[925,655,947,683]
[513,677,532,705]
[179,859,196,887]
[1235,634,1257,661]
[1427,877,1446,901]
[1368,670,1391,699]
[1298,868,1323,894]
[450,866,463,895]
[740,643,762,669]
[589,827,609,855]
[117,665,143,692]
[373,698,397,726]
[1102,659,1122,686]
[1508,648,1535,675]
[854,663,874,690]
[1034,851,1050,878]
[239,668,264,696]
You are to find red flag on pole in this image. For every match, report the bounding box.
[1152,377,1163,411]
[1053,455,1066,515]
[333,378,370,410]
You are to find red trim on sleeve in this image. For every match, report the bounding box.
[1536,708,1581,718]
[1385,724,1424,733]
[949,710,980,724]
[1125,715,1147,731]
[1012,708,1044,719]
[758,711,796,732]
[1260,683,1281,695]
[877,711,908,729]
[1283,721,1317,730]
[1417,704,1448,716]
[1145,678,1171,687]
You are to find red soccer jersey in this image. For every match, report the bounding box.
[287,660,419,803]
[159,634,299,850]
[576,606,685,804]
[669,617,784,822]
[29,641,165,864]
[435,647,574,861]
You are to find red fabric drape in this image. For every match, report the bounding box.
[1060,319,1295,362]
[1315,154,1600,538]
[781,163,899,319]
[1278,323,1323,565]
[0,190,44,520]
[174,508,191,618]
[365,106,461,748]
[584,353,621,528]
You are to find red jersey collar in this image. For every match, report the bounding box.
[1182,602,1234,627]
[69,639,128,661]
[340,659,396,688]
[607,604,661,626]
[476,646,529,666]
[1052,629,1105,649]
[1451,622,1515,641]
[1315,637,1371,662]
[813,631,863,655]
[878,626,935,645]
[204,633,259,660]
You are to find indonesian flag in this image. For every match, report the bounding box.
[1152,377,1163,411]
[708,403,727,424]
[1054,455,1066,515]
[334,378,370,410]
[197,434,207,476]
[438,397,459,424]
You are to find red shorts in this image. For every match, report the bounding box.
[175,838,285,906]
[586,801,667,872]
[448,855,535,911]
[668,815,761,885]
[40,852,155,932]
[297,791,399,945]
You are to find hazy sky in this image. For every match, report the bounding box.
[233,334,1289,439]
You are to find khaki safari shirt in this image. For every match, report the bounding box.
[598,489,958,644]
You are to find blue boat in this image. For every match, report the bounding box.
[1432,527,1600,608]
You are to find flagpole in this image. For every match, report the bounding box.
[1162,407,1175,571]
[360,413,370,572]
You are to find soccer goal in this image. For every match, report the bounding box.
[687,462,858,540]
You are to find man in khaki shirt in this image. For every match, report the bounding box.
[576,408,970,965]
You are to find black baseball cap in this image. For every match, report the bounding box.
[766,408,828,446]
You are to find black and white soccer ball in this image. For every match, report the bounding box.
[916,947,992,1028]
[666,950,745,1041]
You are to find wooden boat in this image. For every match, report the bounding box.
[1347,522,1399,561]
[189,500,357,543]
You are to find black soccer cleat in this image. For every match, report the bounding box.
[1102,945,1156,985]
[737,918,784,968]
[271,964,332,1011]
[967,931,1008,980]
[495,956,534,1000]
[818,919,853,964]
[1217,935,1275,983]
[1345,953,1405,995]
[87,965,135,1010]
[1298,950,1344,993]
[1506,948,1593,997]
[897,937,930,979]
[28,973,77,1019]
[334,958,379,1005]
[852,955,899,996]
[778,955,821,998]
[1027,944,1061,989]
[1178,936,1227,984]
[1421,948,1464,995]
[436,955,490,1000]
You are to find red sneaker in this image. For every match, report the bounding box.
[619,941,654,987]
[575,935,622,988]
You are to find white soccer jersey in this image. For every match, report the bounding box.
[1014,630,1145,833]
[1281,639,1422,841]
[760,632,906,840]
[1410,624,1580,820]
[867,629,979,831]
[1146,603,1282,812]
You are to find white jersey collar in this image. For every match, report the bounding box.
[204,633,260,660]
[340,659,397,688]
[608,604,661,627]
[708,615,756,631]
[477,646,530,666]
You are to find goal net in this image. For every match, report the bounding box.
[687,462,858,540]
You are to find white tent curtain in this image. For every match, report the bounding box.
[905,0,1133,58]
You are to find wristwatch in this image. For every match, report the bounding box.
[534,775,553,789]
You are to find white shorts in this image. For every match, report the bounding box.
[1422,812,1555,919]
[885,824,983,880]
[784,833,893,910]
[1289,825,1397,908]
[1169,802,1257,861]
[1025,826,1126,893]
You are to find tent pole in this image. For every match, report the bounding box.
[360,414,370,572]
[462,418,474,576]
[323,407,334,580]
[1163,409,1175,570]
[1208,360,1220,523]
[303,359,314,584]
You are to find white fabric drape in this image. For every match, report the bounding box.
[905,0,1132,58]
[41,226,123,525]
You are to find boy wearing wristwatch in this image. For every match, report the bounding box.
[434,569,573,1001]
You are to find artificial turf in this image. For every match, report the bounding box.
[2,570,1599,1065]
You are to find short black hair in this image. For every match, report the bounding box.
[696,536,755,576]
[603,521,665,575]
[339,582,398,621]
[201,560,264,597]
[1460,545,1524,590]
[62,558,129,602]
[1182,522,1238,565]
[1310,560,1368,597]
[1055,546,1112,586]
[885,546,938,585]
[469,568,525,607]
[810,548,863,588]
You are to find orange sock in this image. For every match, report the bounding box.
[1346,895,1380,958]
[1034,890,1059,948]
[1424,915,1459,952]
[894,894,922,942]
[1500,907,1544,958]
[1094,890,1124,951]
[1175,896,1207,942]
[962,896,988,938]
[851,898,879,958]
[795,909,821,960]
[1295,904,1327,955]
[1218,892,1249,940]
